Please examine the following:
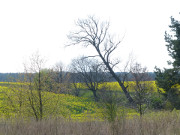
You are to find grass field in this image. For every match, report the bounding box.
[0,81,180,134]
[0,84,138,121]
[0,81,161,120]
[0,85,99,120]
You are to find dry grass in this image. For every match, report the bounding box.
[0,111,180,135]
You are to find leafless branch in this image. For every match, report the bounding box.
[67,15,134,104]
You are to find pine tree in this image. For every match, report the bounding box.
[155,14,180,109]
[165,16,180,67]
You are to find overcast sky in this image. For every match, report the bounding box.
[0,0,180,73]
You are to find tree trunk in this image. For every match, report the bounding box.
[38,71,43,120]
[92,90,98,101]
[97,48,134,104]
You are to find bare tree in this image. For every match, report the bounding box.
[68,16,134,103]
[2,52,68,120]
[23,52,62,120]
[53,62,67,83]
[70,71,83,97]
[51,62,71,94]
[70,57,107,101]
[130,63,153,116]
[27,52,45,120]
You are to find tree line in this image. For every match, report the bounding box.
[0,72,156,83]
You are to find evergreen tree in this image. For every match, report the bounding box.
[165,16,180,67]
[155,14,180,109]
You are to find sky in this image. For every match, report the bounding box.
[0,0,180,73]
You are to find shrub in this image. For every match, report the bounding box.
[149,94,164,109]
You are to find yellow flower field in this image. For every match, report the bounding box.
[0,81,159,121]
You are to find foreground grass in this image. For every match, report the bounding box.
[0,111,179,135]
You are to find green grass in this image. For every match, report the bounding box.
[0,83,140,121]
[0,85,100,120]
[0,81,176,122]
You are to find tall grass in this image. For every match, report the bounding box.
[0,111,179,135]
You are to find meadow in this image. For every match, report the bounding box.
[0,81,180,135]
[1,111,180,135]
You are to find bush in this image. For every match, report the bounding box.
[149,94,164,109]
[98,90,119,122]
[166,88,180,109]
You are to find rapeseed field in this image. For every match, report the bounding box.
[0,82,140,121]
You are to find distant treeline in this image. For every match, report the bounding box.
[0,73,20,82]
[0,72,156,82]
